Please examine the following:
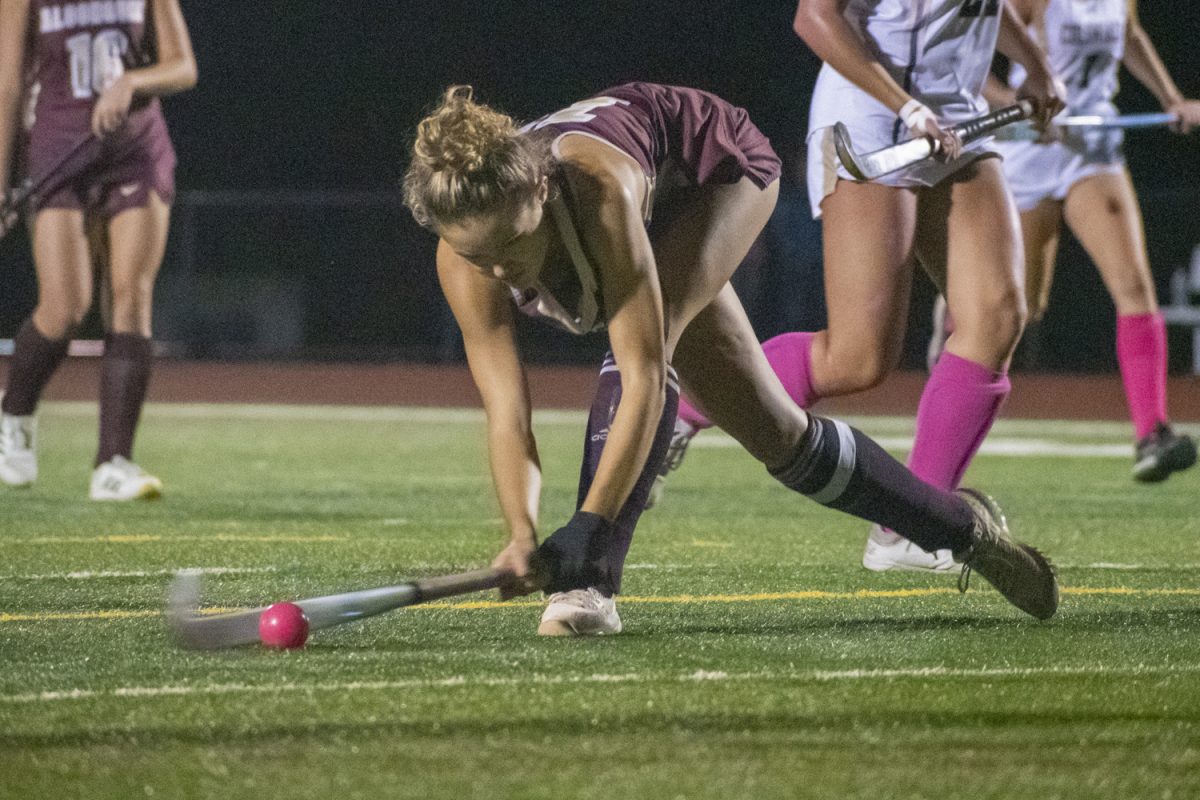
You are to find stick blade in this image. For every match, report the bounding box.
[832,123,869,181]
[166,571,265,651]
[833,123,934,182]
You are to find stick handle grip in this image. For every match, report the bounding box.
[952,100,1034,144]
[413,567,509,602]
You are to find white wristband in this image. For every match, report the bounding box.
[899,99,937,136]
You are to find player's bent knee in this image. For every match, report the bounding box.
[33,306,89,340]
[822,349,896,394]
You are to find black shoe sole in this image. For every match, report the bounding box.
[1133,436,1198,483]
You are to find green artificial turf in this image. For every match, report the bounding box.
[1,403,1197,799]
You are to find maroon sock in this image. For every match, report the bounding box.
[576,352,681,594]
[96,333,153,466]
[2,319,72,416]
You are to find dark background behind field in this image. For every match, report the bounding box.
[2,0,1199,370]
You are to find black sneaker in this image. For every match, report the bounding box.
[1132,423,1197,483]
[954,489,1059,620]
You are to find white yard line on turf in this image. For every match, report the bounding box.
[693,435,1132,458]
[1,562,1186,582]
[4,566,277,581]
[40,403,1196,441]
[4,663,1199,705]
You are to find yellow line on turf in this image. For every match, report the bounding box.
[2,586,1198,623]
[425,585,1200,610]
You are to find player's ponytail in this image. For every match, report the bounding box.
[404,86,552,229]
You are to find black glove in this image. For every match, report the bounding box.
[534,511,613,594]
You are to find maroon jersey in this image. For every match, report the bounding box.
[22,0,176,215]
[524,83,780,192]
[27,0,159,135]
[511,84,780,335]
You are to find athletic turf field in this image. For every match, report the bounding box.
[2,403,1198,800]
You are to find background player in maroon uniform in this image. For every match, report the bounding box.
[404,83,1058,636]
[0,0,196,499]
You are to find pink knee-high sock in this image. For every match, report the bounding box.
[1116,311,1168,440]
[677,331,820,429]
[907,352,1010,490]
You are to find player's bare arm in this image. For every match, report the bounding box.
[1122,0,1200,133]
[557,136,668,521]
[983,74,1019,110]
[997,0,1065,127]
[0,0,32,193]
[91,0,198,137]
[792,0,910,113]
[436,240,543,587]
[794,0,961,156]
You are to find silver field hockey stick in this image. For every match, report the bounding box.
[1058,111,1178,128]
[994,111,1180,141]
[167,566,510,650]
[834,100,1035,182]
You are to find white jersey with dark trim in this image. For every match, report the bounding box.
[1010,0,1126,114]
[806,0,1003,216]
[839,0,1000,122]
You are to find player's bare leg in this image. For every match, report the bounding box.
[0,209,93,487]
[642,176,783,509]
[1064,168,1195,480]
[807,180,917,398]
[1017,199,1065,323]
[674,285,1056,620]
[665,179,917,507]
[540,177,778,635]
[863,159,1025,571]
[89,193,171,501]
[880,159,1025,564]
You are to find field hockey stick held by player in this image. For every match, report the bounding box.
[834,100,1035,182]
[167,566,511,650]
[996,111,1182,142]
[1059,111,1179,129]
[0,134,94,240]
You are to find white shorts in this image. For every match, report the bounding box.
[806,67,997,219]
[995,128,1125,211]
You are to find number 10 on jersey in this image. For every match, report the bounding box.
[66,29,130,100]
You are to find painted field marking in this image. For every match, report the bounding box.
[693,435,1131,458]
[2,586,1196,624]
[4,567,277,581]
[12,534,348,546]
[4,662,1199,705]
[40,403,1196,442]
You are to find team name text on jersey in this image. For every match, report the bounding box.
[40,1,145,34]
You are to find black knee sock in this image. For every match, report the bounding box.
[96,333,153,466]
[770,415,974,554]
[576,352,680,594]
[2,319,72,416]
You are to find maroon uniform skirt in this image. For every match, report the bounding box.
[25,101,176,217]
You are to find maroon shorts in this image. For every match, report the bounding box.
[543,83,782,191]
[664,88,781,190]
[26,105,176,218]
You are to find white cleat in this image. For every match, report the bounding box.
[89,456,163,502]
[0,410,38,487]
[537,587,622,636]
[645,417,698,510]
[862,524,957,573]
